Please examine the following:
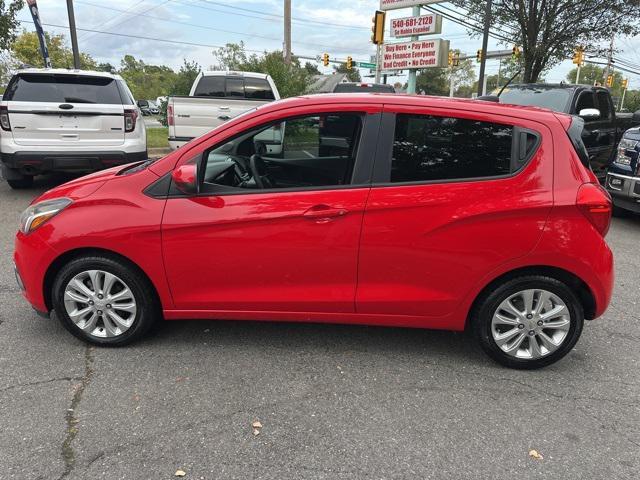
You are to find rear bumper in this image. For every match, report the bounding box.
[1,150,148,174]
[605,172,640,213]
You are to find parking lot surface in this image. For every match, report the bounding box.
[0,175,638,480]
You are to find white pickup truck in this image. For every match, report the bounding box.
[167,71,281,150]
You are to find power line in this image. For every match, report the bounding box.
[423,5,514,44]
[72,1,371,53]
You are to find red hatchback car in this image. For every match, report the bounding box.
[14,94,614,369]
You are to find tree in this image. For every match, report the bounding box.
[566,64,624,94]
[304,62,320,75]
[212,43,311,98]
[118,54,177,100]
[416,68,448,96]
[0,0,23,52]
[12,31,96,69]
[445,57,476,96]
[455,0,640,82]
[333,63,361,82]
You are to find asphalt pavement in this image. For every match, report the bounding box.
[0,174,638,480]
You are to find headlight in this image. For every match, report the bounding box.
[615,138,639,166]
[19,198,73,234]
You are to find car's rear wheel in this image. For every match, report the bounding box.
[472,276,584,369]
[52,255,159,346]
[6,175,34,189]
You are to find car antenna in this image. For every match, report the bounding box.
[497,68,523,97]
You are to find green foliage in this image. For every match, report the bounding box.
[566,64,625,96]
[0,0,23,52]
[158,60,201,126]
[12,31,96,69]
[623,90,640,113]
[213,42,311,98]
[454,0,640,82]
[119,54,178,100]
[416,68,449,96]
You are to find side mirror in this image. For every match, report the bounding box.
[578,108,600,120]
[632,110,640,123]
[172,163,198,195]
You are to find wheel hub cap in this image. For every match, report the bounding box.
[491,289,571,360]
[63,270,137,338]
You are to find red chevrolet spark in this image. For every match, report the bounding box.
[14,94,613,369]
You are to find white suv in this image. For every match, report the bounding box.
[0,69,146,189]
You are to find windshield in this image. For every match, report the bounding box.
[499,86,572,112]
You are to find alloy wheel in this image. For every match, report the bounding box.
[63,270,137,338]
[491,289,571,360]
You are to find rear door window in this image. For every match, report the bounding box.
[4,74,123,104]
[596,91,612,119]
[388,114,515,183]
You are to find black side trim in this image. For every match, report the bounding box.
[8,110,124,116]
[169,136,195,142]
[144,172,173,198]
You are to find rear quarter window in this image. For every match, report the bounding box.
[4,74,123,104]
[193,76,225,97]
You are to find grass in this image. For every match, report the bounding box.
[147,127,169,149]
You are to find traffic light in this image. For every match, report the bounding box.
[606,74,614,87]
[572,47,585,66]
[371,10,385,45]
[622,78,629,89]
[346,56,353,70]
[512,46,521,59]
[453,51,460,67]
[476,49,483,63]
[448,50,453,67]
[322,53,329,67]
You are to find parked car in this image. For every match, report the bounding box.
[497,83,640,180]
[0,68,146,189]
[167,71,280,150]
[137,99,160,116]
[14,94,613,369]
[332,82,396,93]
[605,126,640,214]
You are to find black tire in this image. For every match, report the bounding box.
[6,175,34,189]
[471,275,584,369]
[612,205,630,218]
[52,255,160,346]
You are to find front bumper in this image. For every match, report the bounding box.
[14,230,59,313]
[605,172,640,213]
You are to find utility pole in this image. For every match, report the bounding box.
[406,4,420,94]
[66,0,81,69]
[283,0,292,65]
[477,0,492,96]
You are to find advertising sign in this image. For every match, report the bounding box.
[390,13,442,37]
[381,39,449,70]
[380,0,444,11]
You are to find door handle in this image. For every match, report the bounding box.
[218,115,231,120]
[219,106,230,111]
[303,205,348,222]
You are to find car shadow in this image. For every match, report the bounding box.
[141,317,484,365]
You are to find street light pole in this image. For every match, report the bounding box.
[66,0,81,69]
[477,0,492,96]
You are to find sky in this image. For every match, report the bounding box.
[15,0,640,89]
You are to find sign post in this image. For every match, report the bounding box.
[406,5,421,94]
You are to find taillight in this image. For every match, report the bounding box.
[167,104,174,126]
[576,183,612,237]
[124,108,138,133]
[0,105,11,131]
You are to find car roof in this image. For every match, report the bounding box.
[255,93,564,121]
[200,70,269,79]
[15,68,124,80]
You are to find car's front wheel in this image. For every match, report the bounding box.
[472,276,584,369]
[52,255,159,346]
